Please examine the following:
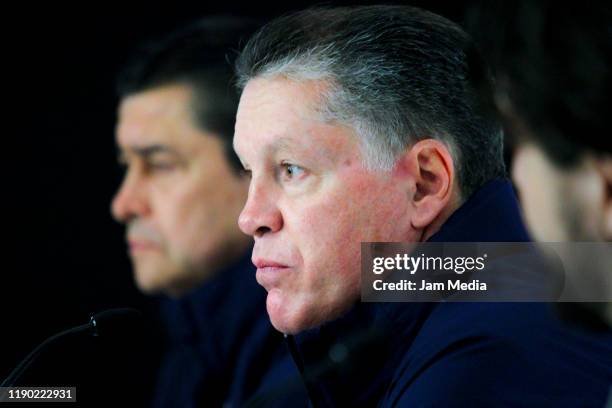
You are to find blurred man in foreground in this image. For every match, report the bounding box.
[466,0,612,328]
[112,17,305,407]
[233,5,612,406]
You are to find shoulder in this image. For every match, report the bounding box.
[384,302,612,407]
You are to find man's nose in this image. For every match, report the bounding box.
[111,174,150,223]
[238,181,283,238]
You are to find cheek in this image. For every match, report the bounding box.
[513,153,548,209]
[327,177,409,242]
[309,217,360,279]
[566,168,604,239]
[150,182,214,250]
[289,182,395,283]
[277,202,358,304]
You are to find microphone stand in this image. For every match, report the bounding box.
[0,308,141,388]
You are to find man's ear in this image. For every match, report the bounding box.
[397,139,455,230]
[595,155,612,240]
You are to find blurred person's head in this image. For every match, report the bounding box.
[233,6,505,334]
[112,17,257,297]
[466,1,612,243]
[466,1,612,326]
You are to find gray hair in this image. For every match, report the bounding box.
[236,6,505,198]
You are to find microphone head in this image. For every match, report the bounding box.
[89,308,142,337]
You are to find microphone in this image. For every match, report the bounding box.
[0,307,141,388]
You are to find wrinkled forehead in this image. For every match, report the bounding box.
[236,77,325,130]
[233,77,361,161]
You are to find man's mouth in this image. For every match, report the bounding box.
[253,258,292,289]
[127,238,160,253]
[253,258,289,269]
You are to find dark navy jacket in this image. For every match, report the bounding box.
[153,252,307,407]
[286,179,612,407]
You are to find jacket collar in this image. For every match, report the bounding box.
[429,178,530,243]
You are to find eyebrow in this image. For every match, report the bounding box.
[269,136,296,152]
[117,144,181,162]
[232,135,295,167]
[236,134,300,154]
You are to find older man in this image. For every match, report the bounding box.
[112,17,305,407]
[233,6,612,406]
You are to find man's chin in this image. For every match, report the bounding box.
[265,288,327,335]
[134,270,165,295]
[265,288,299,334]
[133,262,178,296]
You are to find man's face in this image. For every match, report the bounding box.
[512,143,607,241]
[234,77,417,334]
[512,142,612,326]
[112,84,248,296]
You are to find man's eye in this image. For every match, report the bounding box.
[147,162,177,172]
[281,163,305,180]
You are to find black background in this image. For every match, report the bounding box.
[4,2,467,406]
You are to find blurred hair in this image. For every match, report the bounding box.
[117,16,261,172]
[235,5,505,199]
[465,0,612,167]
